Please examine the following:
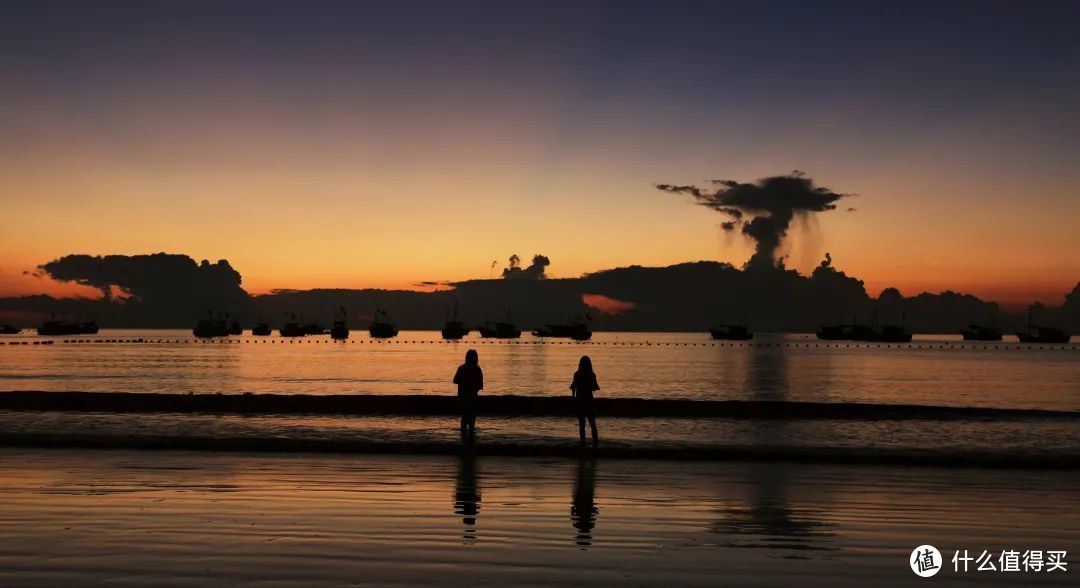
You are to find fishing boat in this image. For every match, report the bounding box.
[817,323,856,340]
[280,323,305,337]
[368,308,398,338]
[478,321,521,339]
[961,324,1002,341]
[331,320,349,340]
[1016,308,1070,343]
[817,313,910,342]
[532,317,592,340]
[709,324,753,340]
[961,311,1002,341]
[279,313,305,337]
[441,320,469,340]
[37,318,99,336]
[708,314,753,340]
[869,324,912,343]
[1017,326,1071,344]
[193,313,230,338]
[331,306,350,340]
[441,301,470,340]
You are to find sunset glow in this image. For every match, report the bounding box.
[1,2,1077,309]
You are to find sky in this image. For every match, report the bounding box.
[1,0,1078,308]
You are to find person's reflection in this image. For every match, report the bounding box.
[454,452,481,544]
[570,457,599,548]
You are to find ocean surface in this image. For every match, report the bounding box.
[1,330,1077,462]
[1,329,1077,409]
[1,333,1077,585]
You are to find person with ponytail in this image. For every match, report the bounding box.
[569,355,600,445]
[453,349,483,439]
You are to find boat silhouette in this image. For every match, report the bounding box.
[709,315,753,340]
[961,324,1002,341]
[37,316,99,336]
[441,302,470,340]
[532,315,592,340]
[869,324,912,343]
[709,324,753,340]
[961,312,1002,341]
[331,306,350,340]
[1016,309,1070,343]
[251,323,272,336]
[280,313,306,337]
[478,310,521,339]
[0,325,20,334]
[478,321,521,339]
[817,313,910,342]
[280,323,305,337]
[442,320,469,340]
[369,308,398,338]
[331,320,349,339]
[193,312,231,338]
[816,323,861,340]
[228,320,242,335]
[1018,326,1071,344]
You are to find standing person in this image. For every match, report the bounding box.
[570,355,600,445]
[453,349,483,439]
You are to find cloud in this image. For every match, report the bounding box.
[38,253,249,317]
[658,172,851,270]
[502,254,550,279]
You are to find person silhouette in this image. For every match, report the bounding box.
[571,457,599,548]
[453,349,483,439]
[569,355,599,445]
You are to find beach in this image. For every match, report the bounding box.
[0,448,1075,587]
[1,331,1077,584]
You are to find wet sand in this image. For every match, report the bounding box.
[0,449,1075,586]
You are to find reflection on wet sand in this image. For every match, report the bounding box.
[721,347,836,551]
[454,452,481,543]
[570,457,598,548]
[712,464,836,552]
[0,450,1074,587]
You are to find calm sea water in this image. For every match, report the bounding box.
[1,329,1077,410]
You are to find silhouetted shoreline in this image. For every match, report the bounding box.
[6,253,1078,336]
[1,391,1076,420]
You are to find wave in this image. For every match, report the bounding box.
[1,391,1076,421]
[0,431,1075,469]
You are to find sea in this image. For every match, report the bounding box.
[0,330,1077,586]
[0,330,1076,462]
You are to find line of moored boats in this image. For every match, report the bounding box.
[0,310,1070,343]
[190,308,594,341]
[706,309,1071,343]
[0,319,100,336]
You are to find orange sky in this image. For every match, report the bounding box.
[2,3,1078,311]
[2,138,1076,310]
